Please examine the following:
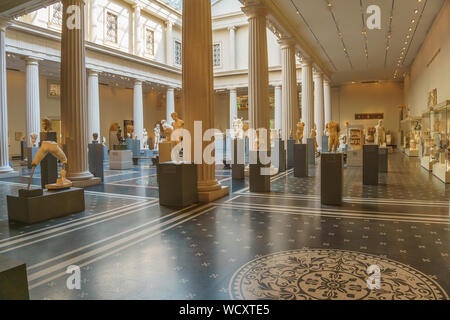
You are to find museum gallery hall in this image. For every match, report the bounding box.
[0,0,449,301]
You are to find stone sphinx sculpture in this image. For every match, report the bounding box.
[326,121,340,152]
[27,141,72,191]
[296,121,305,144]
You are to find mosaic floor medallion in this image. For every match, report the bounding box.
[229,249,448,300]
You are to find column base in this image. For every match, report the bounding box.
[71,177,102,188]
[198,185,229,203]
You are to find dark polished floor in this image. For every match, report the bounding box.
[0,152,449,300]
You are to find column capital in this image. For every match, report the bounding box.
[132,3,142,11]
[301,58,313,67]
[228,87,237,92]
[86,68,100,76]
[165,20,174,28]
[242,1,267,18]
[278,37,296,49]
[228,25,237,32]
[23,56,43,65]
[0,19,10,32]
[133,79,143,86]
[313,70,323,79]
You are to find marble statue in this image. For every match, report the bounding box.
[154,124,161,150]
[41,117,52,132]
[30,133,38,147]
[92,133,99,143]
[142,129,149,149]
[375,120,386,147]
[366,127,376,144]
[161,120,173,142]
[171,112,184,144]
[310,124,318,151]
[232,117,244,139]
[116,126,126,145]
[296,121,305,144]
[28,141,72,191]
[326,121,340,152]
[101,136,106,146]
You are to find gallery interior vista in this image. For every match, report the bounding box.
[0,0,449,301]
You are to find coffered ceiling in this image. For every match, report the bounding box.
[269,0,445,84]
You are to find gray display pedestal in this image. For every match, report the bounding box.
[26,146,39,170]
[294,144,308,178]
[7,188,85,224]
[347,149,363,167]
[88,142,105,182]
[272,138,286,173]
[109,150,133,170]
[103,145,109,163]
[286,139,295,169]
[307,138,315,165]
[249,151,271,193]
[40,132,58,189]
[20,141,25,161]
[379,147,388,173]
[126,139,141,157]
[322,136,329,153]
[232,139,245,180]
[0,254,29,300]
[321,153,344,205]
[363,144,379,185]
[158,162,198,208]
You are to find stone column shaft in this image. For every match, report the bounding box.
[324,79,332,125]
[279,38,298,141]
[229,26,236,70]
[301,59,314,139]
[182,0,228,201]
[133,80,144,146]
[274,85,282,131]
[87,69,100,141]
[166,87,175,122]
[166,21,173,65]
[229,87,238,129]
[134,5,142,56]
[61,0,93,181]
[314,71,324,148]
[0,20,12,173]
[25,58,41,147]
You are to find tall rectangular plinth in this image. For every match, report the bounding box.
[7,188,85,224]
[40,132,58,189]
[363,144,379,185]
[307,138,315,165]
[271,138,286,173]
[249,151,271,193]
[286,139,295,169]
[158,162,198,208]
[88,143,105,181]
[0,254,29,300]
[232,139,245,180]
[321,153,343,205]
[294,144,308,177]
[109,150,132,170]
[379,147,388,173]
[322,136,329,153]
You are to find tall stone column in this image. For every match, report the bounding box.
[90,0,99,43]
[274,85,282,131]
[279,37,298,142]
[25,57,41,147]
[133,80,144,146]
[242,2,270,141]
[61,0,95,183]
[301,58,314,139]
[314,71,324,148]
[87,69,100,141]
[166,87,175,122]
[166,21,173,65]
[229,87,237,129]
[0,20,13,174]
[134,5,142,56]
[228,26,236,70]
[324,78,332,125]
[182,0,229,202]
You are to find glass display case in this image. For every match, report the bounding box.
[420,111,433,171]
[430,100,450,183]
[400,117,421,157]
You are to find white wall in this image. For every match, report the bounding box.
[405,0,450,116]
[331,82,404,142]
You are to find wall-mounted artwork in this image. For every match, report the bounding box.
[48,80,61,98]
[355,113,384,120]
[124,120,134,138]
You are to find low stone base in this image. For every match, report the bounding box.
[432,163,450,183]
[0,171,19,179]
[109,150,133,170]
[7,188,85,224]
[249,162,271,193]
[71,177,102,188]
[0,254,29,300]
[405,148,419,157]
[198,185,230,203]
[159,162,198,208]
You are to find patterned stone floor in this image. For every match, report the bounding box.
[0,152,449,300]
